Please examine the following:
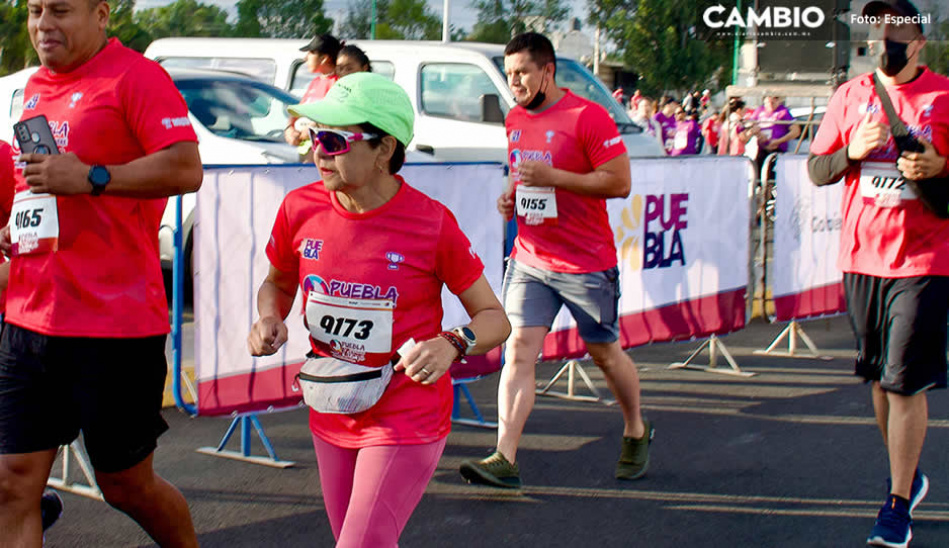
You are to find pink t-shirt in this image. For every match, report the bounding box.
[266,179,483,448]
[299,73,339,104]
[506,90,627,274]
[811,67,949,278]
[7,39,197,337]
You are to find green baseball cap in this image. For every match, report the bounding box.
[288,72,414,147]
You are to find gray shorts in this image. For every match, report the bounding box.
[502,259,620,344]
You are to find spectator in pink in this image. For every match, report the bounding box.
[628,89,643,112]
[717,97,753,156]
[751,95,801,160]
[701,108,721,154]
[700,89,711,109]
[670,106,701,156]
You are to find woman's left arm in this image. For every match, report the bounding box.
[396,275,510,385]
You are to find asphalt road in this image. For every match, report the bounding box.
[42,315,949,547]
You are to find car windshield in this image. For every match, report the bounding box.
[174,78,300,143]
[491,55,640,134]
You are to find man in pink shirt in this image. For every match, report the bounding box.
[808,1,949,545]
[459,32,652,490]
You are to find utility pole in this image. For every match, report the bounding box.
[442,0,451,42]
[371,0,377,39]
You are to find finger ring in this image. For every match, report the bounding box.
[420,368,431,375]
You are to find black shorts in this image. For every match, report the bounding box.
[843,273,949,395]
[0,324,169,472]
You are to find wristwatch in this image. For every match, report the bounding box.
[451,326,477,356]
[88,165,111,196]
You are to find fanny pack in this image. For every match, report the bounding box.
[295,338,415,415]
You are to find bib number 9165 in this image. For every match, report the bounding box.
[14,208,43,229]
[318,315,373,340]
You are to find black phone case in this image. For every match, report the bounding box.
[13,115,60,155]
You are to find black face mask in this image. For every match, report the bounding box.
[880,39,910,77]
[524,68,549,110]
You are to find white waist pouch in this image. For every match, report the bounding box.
[297,355,393,414]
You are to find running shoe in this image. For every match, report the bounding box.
[887,470,929,516]
[867,495,912,547]
[615,418,655,480]
[459,451,521,489]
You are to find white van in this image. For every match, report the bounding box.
[144,38,666,162]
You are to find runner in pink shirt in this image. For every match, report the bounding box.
[249,72,510,546]
[808,1,949,545]
[459,32,652,490]
[284,34,342,149]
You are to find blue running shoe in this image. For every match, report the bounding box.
[867,495,912,547]
[886,470,929,516]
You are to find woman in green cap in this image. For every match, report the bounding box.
[248,72,510,546]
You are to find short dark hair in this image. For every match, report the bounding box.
[338,45,371,73]
[359,122,405,174]
[505,32,556,76]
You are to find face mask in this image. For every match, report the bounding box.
[525,67,548,110]
[880,39,910,77]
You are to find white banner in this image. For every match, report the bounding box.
[194,164,506,416]
[772,155,845,321]
[542,156,755,359]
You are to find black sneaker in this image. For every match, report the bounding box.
[41,490,63,532]
[615,419,655,480]
[867,495,912,547]
[459,451,521,489]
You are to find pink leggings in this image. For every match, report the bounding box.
[311,435,447,548]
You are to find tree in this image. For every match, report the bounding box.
[234,0,332,39]
[587,0,732,97]
[339,0,442,41]
[0,0,37,76]
[467,0,570,43]
[922,19,949,76]
[108,0,153,53]
[134,0,234,39]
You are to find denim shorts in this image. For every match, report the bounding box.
[0,324,170,472]
[502,259,621,344]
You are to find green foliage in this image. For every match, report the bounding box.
[109,0,152,52]
[921,21,949,76]
[0,0,37,76]
[134,0,233,39]
[235,0,332,39]
[339,0,442,40]
[587,0,732,97]
[468,0,570,42]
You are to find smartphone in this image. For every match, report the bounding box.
[13,114,60,155]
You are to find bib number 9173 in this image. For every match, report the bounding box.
[318,315,373,340]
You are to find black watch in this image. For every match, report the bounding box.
[88,165,111,196]
[451,326,477,356]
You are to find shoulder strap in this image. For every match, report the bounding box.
[872,72,910,138]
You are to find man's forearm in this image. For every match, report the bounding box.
[807,148,853,186]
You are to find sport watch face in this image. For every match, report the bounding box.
[454,326,476,351]
[89,165,110,185]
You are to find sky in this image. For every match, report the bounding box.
[135,0,592,34]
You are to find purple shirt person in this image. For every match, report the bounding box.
[654,99,679,154]
[751,96,800,153]
[670,114,701,156]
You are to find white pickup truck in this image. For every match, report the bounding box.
[145,38,666,162]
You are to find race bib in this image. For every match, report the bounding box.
[516,186,558,226]
[859,163,917,209]
[673,130,689,150]
[305,291,394,362]
[10,191,59,256]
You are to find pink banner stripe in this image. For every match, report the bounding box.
[541,288,747,360]
[773,282,846,322]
